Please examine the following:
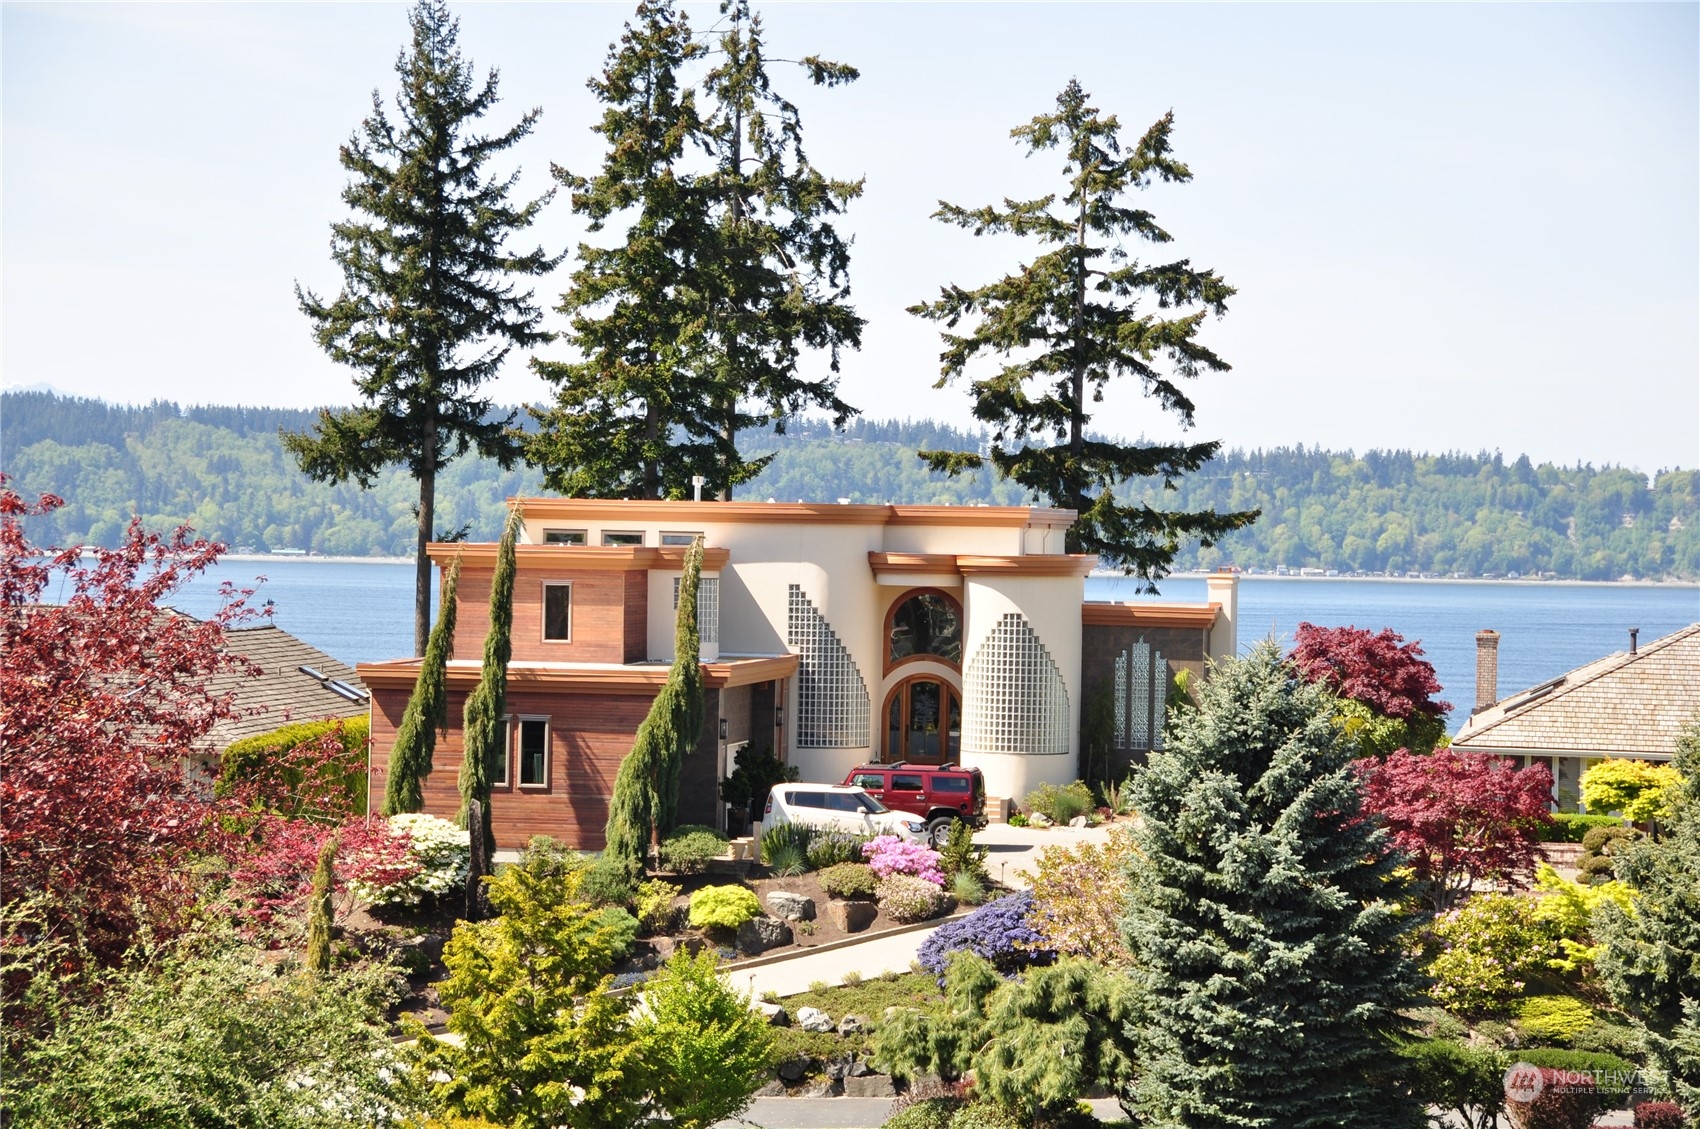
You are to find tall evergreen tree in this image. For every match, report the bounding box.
[459,504,521,867]
[529,0,862,501]
[1122,643,1423,1128]
[382,555,461,815]
[1595,723,1700,1098]
[911,80,1256,585]
[286,0,559,655]
[603,538,705,874]
[305,834,337,975]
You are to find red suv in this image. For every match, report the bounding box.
[841,762,986,847]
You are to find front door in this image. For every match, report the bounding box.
[884,678,961,764]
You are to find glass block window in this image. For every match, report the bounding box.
[1112,639,1170,752]
[672,576,720,646]
[963,613,1070,756]
[786,584,870,748]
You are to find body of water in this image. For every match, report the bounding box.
[169,558,1697,735]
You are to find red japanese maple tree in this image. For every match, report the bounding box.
[1289,622,1451,721]
[1357,749,1553,912]
[0,482,257,965]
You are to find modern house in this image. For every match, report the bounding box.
[1453,623,1700,809]
[359,499,1240,848]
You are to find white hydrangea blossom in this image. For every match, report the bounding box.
[348,813,471,907]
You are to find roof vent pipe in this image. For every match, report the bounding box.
[1629,627,1639,655]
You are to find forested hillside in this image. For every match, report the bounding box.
[4,392,1695,580]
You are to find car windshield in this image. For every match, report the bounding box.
[856,792,890,814]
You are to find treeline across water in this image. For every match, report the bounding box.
[3,391,1696,580]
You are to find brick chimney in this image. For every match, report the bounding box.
[1475,630,1501,712]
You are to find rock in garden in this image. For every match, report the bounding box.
[796,1006,836,1033]
[1030,812,1053,827]
[836,1014,869,1036]
[1069,815,1088,828]
[736,915,794,955]
[777,1057,811,1082]
[844,1073,896,1097]
[829,899,878,932]
[766,891,816,921]
[757,1002,790,1026]
[824,1055,852,1080]
[847,1056,876,1077]
[797,1081,839,1098]
[755,1080,786,1097]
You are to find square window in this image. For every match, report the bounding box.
[602,530,645,547]
[542,529,586,546]
[660,531,702,547]
[543,583,572,642]
[517,718,548,788]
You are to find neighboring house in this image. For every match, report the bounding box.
[1452,623,1700,809]
[358,499,1241,848]
[187,623,369,784]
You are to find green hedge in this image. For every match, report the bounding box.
[1512,1047,1639,1076]
[1545,813,1625,843]
[216,716,369,817]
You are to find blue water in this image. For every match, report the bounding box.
[169,559,1697,734]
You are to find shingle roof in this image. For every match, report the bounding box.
[1452,623,1700,760]
[204,624,369,751]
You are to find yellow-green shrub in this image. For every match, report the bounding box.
[688,885,761,931]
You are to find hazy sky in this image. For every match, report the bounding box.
[4,2,1696,473]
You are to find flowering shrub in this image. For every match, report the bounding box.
[1632,1101,1687,1129]
[347,813,469,907]
[688,885,761,931]
[805,830,871,870]
[818,862,878,899]
[876,875,952,924]
[1426,893,1553,1012]
[917,892,1054,977]
[862,836,945,886]
[1022,832,1132,962]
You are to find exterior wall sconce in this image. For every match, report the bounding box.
[774,706,784,728]
[719,718,729,741]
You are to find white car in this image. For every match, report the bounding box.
[761,784,929,843]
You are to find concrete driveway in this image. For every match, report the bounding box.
[973,818,1122,890]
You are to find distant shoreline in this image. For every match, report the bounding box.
[219,554,1697,589]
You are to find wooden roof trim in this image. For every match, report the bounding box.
[508,497,1077,529]
[867,552,960,574]
[954,554,1099,577]
[427,544,730,572]
[1082,602,1220,629]
[357,654,797,693]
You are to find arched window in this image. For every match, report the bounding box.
[886,590,962,669]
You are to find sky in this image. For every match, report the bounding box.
[3,2,1696,474]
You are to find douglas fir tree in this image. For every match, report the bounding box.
[912,80,1256,586]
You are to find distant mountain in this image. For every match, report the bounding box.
[3,391,1695,580]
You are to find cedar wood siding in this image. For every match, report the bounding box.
[452,566,644,665]
[369,683,659,850]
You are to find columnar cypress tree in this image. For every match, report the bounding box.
[1122,643,1424,1129]
[305,834,337,974]
[911,80,1257,586]
[458,504,520,867]
[604,538,705,874]
[287,0,559,655]
[382,555,461,815]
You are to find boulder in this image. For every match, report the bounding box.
[757,1002,790,1027]
[754,1080,787,1097]
[828,899,878,933]
[844,1074,896,1097]
[797,1081,839,1098]
[736,915,793,955]
[776,1057,811,1083]
[1068,815,1089,828]
[848,1057,876,1077]
[824,1055,852,1081]
[766,890,816,921]
[796,1006,836,1033]
[836,1013,869,1036]
[1029,812,1053,828]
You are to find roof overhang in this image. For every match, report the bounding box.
[511,498,1077,530]
[1081,602,1220,630]
[868,551,1098,584]
[427,544,731,572]
[358,653,798,694]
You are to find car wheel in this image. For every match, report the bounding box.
[926,816,957,849]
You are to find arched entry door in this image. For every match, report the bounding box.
[883,676,961,764]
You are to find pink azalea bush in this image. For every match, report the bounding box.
[862,835,945,886]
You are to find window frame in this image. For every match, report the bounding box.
[883,587,964,674]
[515,715,550,790]
[541,581,573,643]
[601,530,646,547]
[488,716,511,788]
[660,531,703,547]
[541,529,587,546]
